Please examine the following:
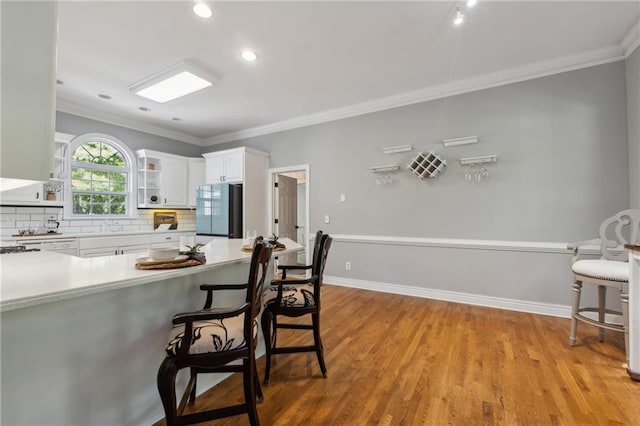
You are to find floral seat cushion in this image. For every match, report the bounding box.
[263,283,316,308]
[165,313,257,356]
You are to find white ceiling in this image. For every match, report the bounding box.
[55,1,640,146]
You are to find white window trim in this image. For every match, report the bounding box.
[64,133,138,220]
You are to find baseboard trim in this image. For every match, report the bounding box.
[325,276,572,318]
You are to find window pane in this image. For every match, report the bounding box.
[71,168,91,190]
[110,172,126,192]
[73,194,91,215]
[110,196,126,215]
[91,170,110,192]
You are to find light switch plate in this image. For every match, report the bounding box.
[340,193,346,202]
[324,215,330,224]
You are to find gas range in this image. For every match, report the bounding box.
[0,246,41,254]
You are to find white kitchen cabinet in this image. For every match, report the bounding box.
[187,158,205,208]
[203,147,270,235]
[203,150,244,184]
[1,1,57,184]
[136,150,188,208]
[78,234,152,257]
[150,232,194,249]
[0,183,44,204]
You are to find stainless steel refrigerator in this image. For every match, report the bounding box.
[195,183,243,238]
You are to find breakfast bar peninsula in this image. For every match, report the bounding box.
[0,238,301,425]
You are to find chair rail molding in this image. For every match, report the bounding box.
[329,233,602,255]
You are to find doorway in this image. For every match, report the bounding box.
[269,165,310,265]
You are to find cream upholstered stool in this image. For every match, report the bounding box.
[568,209,640,364]
[157,242,272,426]
[261,233,332,384]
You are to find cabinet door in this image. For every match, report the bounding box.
[0,183,43,204]
[79,247,120,258]
[187,158,205,207]
[205,155,224,184]
[120,245,150,255]
[161,157,188,206]
[223,152,244,183]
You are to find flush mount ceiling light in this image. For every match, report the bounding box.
[129,61,217,103]
[467,0,477,7]
[193,1,213,18]
[241,50,257,62]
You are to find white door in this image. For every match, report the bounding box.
[275,173,297,265]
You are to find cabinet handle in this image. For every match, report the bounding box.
[121,249,124,255]
[115,249,118,255]
[164,198,167,204]
[166,237,171,240]
[36,192,40,200]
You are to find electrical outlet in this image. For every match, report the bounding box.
[345,261,351,270]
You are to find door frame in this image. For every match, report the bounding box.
[268,164,310,264]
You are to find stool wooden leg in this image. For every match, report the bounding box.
[261,309,273,385]
[157,358,178,426]
[570,279,582,346]
[621,283,630,366]
[598,285,606,342]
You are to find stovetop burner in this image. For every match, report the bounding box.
[0,246,41,254]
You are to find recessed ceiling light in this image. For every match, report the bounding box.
[193,2,213,18]
[139,107,151,112]
[98,94,112,100]
[467,0,477,7]
[172,117,183,122]
[129,60,217,103]
[241,50,257,62]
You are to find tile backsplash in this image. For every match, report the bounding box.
[0,206,195,238]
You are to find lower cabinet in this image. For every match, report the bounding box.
[77,232,195,258]
[78,235,152,258]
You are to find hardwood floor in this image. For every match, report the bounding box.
[154,284,639,425]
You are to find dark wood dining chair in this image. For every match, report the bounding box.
[157,242,272,426]
[261,233,332,384]
[275,230,323,280]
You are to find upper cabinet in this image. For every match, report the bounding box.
[203,147,270,235]
[0,1,57,183]
[187,158,205,208]
[136,150,188,208]
[203,150,244,183]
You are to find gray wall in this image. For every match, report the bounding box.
[56,111,203,157]
[627,46,640,209]
[209,61,629,242]
[206,61,630,310]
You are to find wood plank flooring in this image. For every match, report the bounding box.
[154,284,639,425]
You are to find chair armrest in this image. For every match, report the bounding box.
[200,283,248,309]
[277,264,312,271]
[271,275,317,286]
[567,238,601,263]
[200,283,248,291]
[277,263,312,279]
[172,304,249,325]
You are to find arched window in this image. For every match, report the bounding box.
[68,134,135,217]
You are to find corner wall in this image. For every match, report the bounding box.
[627,46,640,209]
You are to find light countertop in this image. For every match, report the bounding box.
[0,237,300,312]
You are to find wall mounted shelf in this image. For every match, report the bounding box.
[460,155,497,165]
[371,165,400,173]
[407,152,446,179]
[443,136,479,147]
[381,145,412,154]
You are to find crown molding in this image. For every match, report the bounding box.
[205,44,625,146]
[56,101,205,147]
[622,20,640,58]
